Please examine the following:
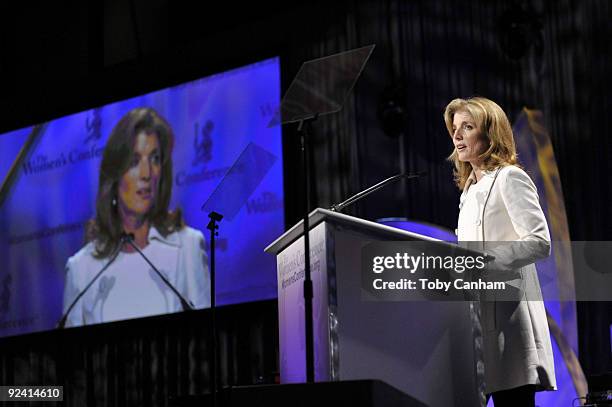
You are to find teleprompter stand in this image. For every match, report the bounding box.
[201,142,278,406]
[268,44,375,383]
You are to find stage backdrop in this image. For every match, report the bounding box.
[0,57,283,338]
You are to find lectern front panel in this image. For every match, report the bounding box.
[276,222,332,382]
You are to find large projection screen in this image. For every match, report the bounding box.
[0,57,283,337]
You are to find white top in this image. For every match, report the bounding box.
[62,225,210,327]
[456,165,556,394]
[457,169,497,241]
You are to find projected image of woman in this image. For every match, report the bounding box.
[446,97,556,406]
[62,108,210,327]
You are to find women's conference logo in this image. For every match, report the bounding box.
[22,110,105,176]
[174,119,230,187]
[192,119,213,166]
[22,148,104,175]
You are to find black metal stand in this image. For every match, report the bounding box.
[297,115,317,383]
[207,211,223,407]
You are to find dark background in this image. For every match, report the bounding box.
[0,0,610,405]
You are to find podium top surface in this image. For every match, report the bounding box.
[264,208,442,255]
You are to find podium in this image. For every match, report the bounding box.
[265,208,480,407]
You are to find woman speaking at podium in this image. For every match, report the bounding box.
[445,97,556,406]
[62,108,210,327]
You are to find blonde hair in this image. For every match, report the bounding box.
[444,97,518,189]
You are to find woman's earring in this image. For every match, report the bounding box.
[112,198,117,207]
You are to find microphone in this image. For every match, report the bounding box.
[57,233,130,329]
[122,233,195,311]
[330,171,427,213]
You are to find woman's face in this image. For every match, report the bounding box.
[451,110,488,166]
[117,132,162,220]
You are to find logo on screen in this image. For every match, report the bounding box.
[21,109,105,176]
[84,108,103,144]
[246,191,283,214]
[176,119,226,186]
[193,120,214,166]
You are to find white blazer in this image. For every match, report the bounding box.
[62,225,210,327]
[457,165,556,394]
